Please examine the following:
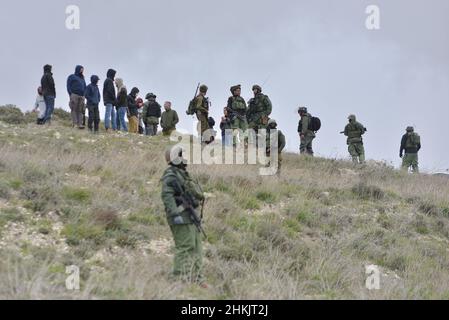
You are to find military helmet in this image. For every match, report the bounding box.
[267,119,277,127]
[348,114,356,121]
[252,85,262,92]
[406,126,414,132]
[298,106,308,114]
[146,93,156,100]
[230,84,241,94]
[165,145,187,165]
[200,85,208,93]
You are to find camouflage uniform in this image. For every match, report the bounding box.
[247,85,272,132]
[161,150,205,283]
[344,115,367,164]
[298,108,316,155]
[227,85,248,145]
[400,127,421,173]
[266,119,286,176]
[193,85,210,143]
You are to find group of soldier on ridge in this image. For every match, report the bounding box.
[35,65,423,288]
[161,83,422,288]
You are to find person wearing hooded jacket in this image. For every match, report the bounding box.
[41,64,56,124]
[85,75,101,133]
[67,65,87,129]
[103,69,117,132]
[127,87,141,134]
[114,78,128,132]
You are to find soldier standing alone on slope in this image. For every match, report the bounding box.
[400,126,421,173]
[161,146,207,288]
[342,114,367,164]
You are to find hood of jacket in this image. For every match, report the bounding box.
[44,64,52,73]
[90,75,100,85]
[130,87,139,97]
[75,65,84,77]
[106,69,116,80]
[115,78,124,89]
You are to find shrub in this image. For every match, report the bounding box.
[52,108,71,122]
[63,187,91,203]
[418,200,440,216]
[0,181,11,199]
[93,209,121,230]
[351,183,385,200]
[256,191,277,204]
[0,105,25,124]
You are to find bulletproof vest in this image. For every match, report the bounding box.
[230,96,247,114]
[347,122,363,139]
[406,133,420,149]
[250,94,268,113]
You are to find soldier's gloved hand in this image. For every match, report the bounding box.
[173,216,184,225]
[399,152,403,158]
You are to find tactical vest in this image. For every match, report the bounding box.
[230,96,247,114]
[406,133,420,149]
[346,122,365,143]
[196,96,210,113]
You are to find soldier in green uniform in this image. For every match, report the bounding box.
[297,107,316,156]
[247,85,272,132]
[400,126,421,173]
[192,85,210,143]
[227,85,248,146]
[266,119,286,177]
[161,146,207,287]
[343,114,367,164]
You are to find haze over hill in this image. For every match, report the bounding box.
[0,0,448,171]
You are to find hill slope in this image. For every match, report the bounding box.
[1,120,449,299]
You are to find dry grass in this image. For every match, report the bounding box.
[0,119,449,300]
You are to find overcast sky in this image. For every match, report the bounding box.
[1,0,448,171]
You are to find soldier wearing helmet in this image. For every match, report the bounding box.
[297,106,316,156]
[247,84,273,134]
[342,114,367,164]
[400,126,421,173]
[227,85,248,146]
[191,84,210,143]
[266,119,286,177]
[161,146,207,288]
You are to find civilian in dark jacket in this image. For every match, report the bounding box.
[103,69,117,131]
[127,87,140,134]
[85,75,101,133]
[41,64,56,124]
[67,65,87,129]
[115,78,128,132]
[220,107,232,146]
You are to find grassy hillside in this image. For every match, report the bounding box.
[1,115,449,299]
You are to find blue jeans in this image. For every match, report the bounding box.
[104,104,117,130]
[117,107,128,132]
[43,96,55,123]
[222,131,233,146]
